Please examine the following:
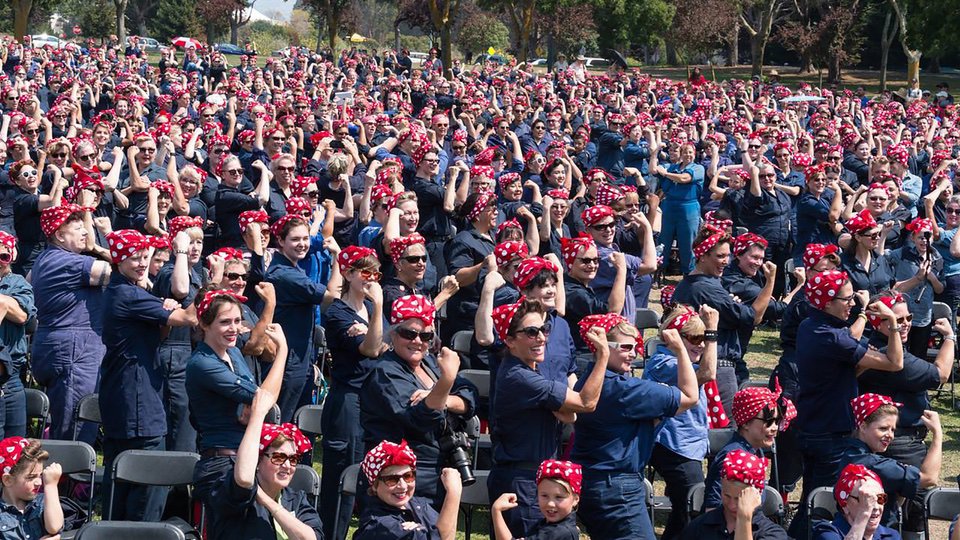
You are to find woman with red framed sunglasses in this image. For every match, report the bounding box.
[0,231,35,438]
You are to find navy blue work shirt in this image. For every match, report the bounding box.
[741,188,792,247]
[354,496,441,540]
[0,272,35,367]
[721,263,787,354]
[523,513,580,540]
[445,228,495,324]
[491,355,567,465]
[321,298,378,391]
[858,333,939,428]
[679,507,788,540]
[100,272,173,439]
[795,192,836,260]
[409,177,453,241]
[812,513,901,540]
[185,342,258,452]
[265,254,327,368]
[561,275,607,351]
[152,260,204,344]
[840,438,920,528]
[840,250,895,297]
[674,273,755,362]
[214,184,262,248]
[794,309,868,435]
[571,365,680,473]
[0,493,52,540]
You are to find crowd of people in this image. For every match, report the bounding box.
[0,32,956,539]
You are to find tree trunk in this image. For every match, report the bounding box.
[827,54,841,83]
[665,40,677,66]
[13,0,32,41]
[927,56,941,74]
[879,10,898,91]
[905,49,921,82]
[440,23,452,78]
[727,20,739,66]
[316,14,324,52]
[206,21,216,45]
[328,12,340,54]
[230,19,239,45]
[546,32,556,71]
[750,34,764,77]
[115,0,128,44]
[394,23,400,51]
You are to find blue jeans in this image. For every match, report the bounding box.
[787,433,854,538]
[103,435,168,521]
[658,200,700,275]
[320,389,364,540]
[579,471,655,540]
[0,374,26,438]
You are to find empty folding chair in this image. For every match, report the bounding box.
[73,393,101,441]
[461,470,490,540]
[761,486,785,523]
[108,450,200,533]
[332,464,361,537]
[924,487,960,539]
[75,521,186,540]
[25,387,50,438]
[41,440,97,521]
[687,482,706,518]
[458,370,490,400]
[293,404,323,460]
[806,486,837,540]
[289,464,321,508]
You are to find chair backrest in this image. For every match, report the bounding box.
[460,470,490,506]
[645,337,662,358]
[708,428,736,457]
[340,464,361,497]
[761,486,785,519]
[266,404,281,425]
[808,486,837,521]
[932,301,952,322]
[688,482,706,515]
[40,440,97,475]
[294,404,323,435]
[76,521,186,540]
[738,380,769,391]
[289,465,321,499]
[113,450,200,487]
[452,331,474,354]
[635,308,660,330]
[25,388,49,419]
[643,477,654,505]
[925,487,960,521]
[459,369,490,399]
[75,393,101,424]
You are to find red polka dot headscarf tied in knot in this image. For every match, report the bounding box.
[153,180,175,198]
[211,247,244,261]
[906,217,934,235]
[514,257,559,291]
[496,172,521,191]
[238,130,256,144]
[665,306,698,333]
[560,234,595,268]
[578,313,642,354]
[931,150,952,170]
[371,184,394,204]
[803,243,840,271]
[491,297,526,341]
[841,130,861,148]
[834,463,883,510]
[886,143,910,166]
[594,183,625,207]
[147,235,172,251]
[850,393,903,428]
[494,241,529,268]
[866,293,903,328]
[792,153,814,168]
[361,439,417,485]
[474,147,497,166]
[703,211,732,231]
[693,224,727,260]
[285,197,312,217]
[239,210,269,234]
[337,245,377,273]
[270,214,302,238]
[804,163,826,179]
[389,233,426,264]
[40,204,88,238]
[168,215,204,238]
[720,449,768,491]
[733,232,768,256]
[536,459,583,495]
[290,176,316,197]
[0,437,28,475]
[732,379,797,430]
[845,208,878,236]
[805,269,849,310]
[106,229,150,264]
[259,423,312,455]
[196,288,248,320]
[547,188,569,200]
[0,231,15,251]
[581,204,615,228]
[660,285,676,309]
[390,294,436,326]
[467,190,496,222]
[470,165,495,181]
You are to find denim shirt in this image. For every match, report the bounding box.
[0,493,51,540]
[642,345,708,461]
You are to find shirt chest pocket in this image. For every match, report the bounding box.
[0,519,20,533]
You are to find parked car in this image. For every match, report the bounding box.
[30,34,65,49]
[474,53,509,65]
[529,58,547,67]
[214,43,246,55]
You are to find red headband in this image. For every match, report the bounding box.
[106,229,151,264]
[693,224,727,259]
[491,297,525,341]
[0,437,28,475]
[721,450,768,491]
[239,210,269,233]
[805,270,849,310]
[514,257,558,291]
[835,464,883,509]
[850,392,902,428]
[337,246,377,273]
[733,233,768,256]
[560,234,595,268]
[259,423,312,455]
[361,440,417,485]
[196,289,248,320]
[389,233,426,264]
[802,243,839,271]
[390,294,436,326]
[536,459,582,495]
[494,241,528,268]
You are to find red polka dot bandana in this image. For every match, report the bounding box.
[844,208,878,236]
[560,234,595,268]
[196,289,248,320]
[211,247,243,261]
[361,439,417,485]
[470,165,495,180]
[491,297,525,340]
[474,147,496,166]
[337,245,377,273]
[0,437,28,475]
[0,231,15,251]
[705,381,730,428]
[514,257,558,291]
[290,176,316,197]
[703,212,732,232]
[595,183,624,207]
[805,270,848,310]
[792,153,813,167]
[40,204,88,237]
[168,216,204,238]
[547,188,569,200]
[536,459,582,495]
[665,306,698,333]
[389,233,426,264]
[494,241,528,268]
[259,423,312,455]
[733,233,768,256]
[390,294,436,326]
[153,180,175,198]
[496,218,523,239]
[147,235,171,250]
[270,214,301,238]
[835,463,882,509]
[866,294,903,329]
[285,197,312,217]
[239,210,269,234]
[906,217,934,234]
[693,224,726,260]
[467,190,496,222]
[69,171,104,202]
[660,285,676,309]
[732,381,797,430]
[498,172,521,190]
[886,144,910,166]
[106,229,150,264]
[841,130,861,148]
[802,243,839,271]
[371,184,394,203]
[721,449,768,491]
[578,313,642,354]
[850,392,902,428]
[581,205,615,228]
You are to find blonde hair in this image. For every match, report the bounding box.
[659,306,705,336]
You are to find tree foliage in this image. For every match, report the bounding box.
[593,0,674,55]
[540,2,597,58]
[62,0,117,39]
[667,0,737,60]
[456,10,508,56]
[149,0,202,40]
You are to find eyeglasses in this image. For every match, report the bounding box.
[422,158,440,164]
[358,268,382,281]
[452,145,466,151]
[226,272,249,281]
[139,147,157,153]
[514,322,552,338]
[50,153,67,159]
[533,125,545,130]
[607,341,636,353]
[276,165,295,172]
[336,131,349,137]
[868,196,888,202]
[401,255,428,264]
[395,327,436,342]
[591,222,616,231]
[947,208,960,215]
[305,191,320,199]
[379,470,416,487]
[78,153,96,162]
[24,129,38,135]
[858,231,881,240]
[224,169,243,176]
[759,173,776,179]
[833,294,857,304]
[848,493,888,505]
[19,169,38,178]
[211,148,227,155]
[268,452,301,466]
[683,334,706,346]
[896,314,913,325]
[578,257,600,265]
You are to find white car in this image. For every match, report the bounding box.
[529,58,547,66]
[30,34,65,49]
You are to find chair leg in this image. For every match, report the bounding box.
[464,506,472,540]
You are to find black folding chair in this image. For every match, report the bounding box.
[924,487,960,538]
[73,393,101,441]
[461,470,490,540]
[332,464,361,538]
[41,440,97,522]
[289,464,321,508]
[75,521,186,540]
[294,404,323,460]
[807,486,837,540]
[25,388,49,438]
[108,449,200,532]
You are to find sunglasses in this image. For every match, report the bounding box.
[276,166,295,172]
[947,208,960,215]
[226,272,249,280]
[515,323,552,338]
[759,173,776,179]
[896,314,913,325]
[858,231,882,240]
[848,493,888,505]
[358,269,382,281]
[139,147,157,153]
[379,470,416,487]
[19,169,38,178]
[224,169,243,176]
[401,255,427,264]
[395,327,436,342]
[271,137,286,142]
[211,148,227,154]
[752,414,782,428]
[591,222,616,232]
[827,156,842,161]
[268,452,301,466]
[607,341,637,353]
[24,129,38,135]
[422,158,440,164]
[78,153,96,161]
[683,334,706,346]
[868,196,888,202]
[578,257,600,265]
[748,144,762,149]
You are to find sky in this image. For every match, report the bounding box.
[253,0,294,21]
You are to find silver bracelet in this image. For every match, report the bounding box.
[944,335,956,342]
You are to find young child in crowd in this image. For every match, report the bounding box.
[492,459,581,540]
[0,437,63,539]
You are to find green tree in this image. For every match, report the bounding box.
[62,0,117,39]
[149,0,202,40]
[593,0,673,57]
[455,10,507,58]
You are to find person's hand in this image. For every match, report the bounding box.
[792,266,806,286]
[854,289,871,308]
[729,293,743,304]
[250,386,278,418]
[609,251,625,268]
[255,282,276,304]
[916,259,931,281]
[264,323,287,349]
[761,260,777,280]
[584,326,608,351]
[162,298,181,311]
[409,388,431,405]
[206,253,225,276]
[492,493,519,512]
[920,409,942,435]
[322,236,341,255]
[932,317,953,337]
[78,188,96,208]
[437,346,460,378]
[699,304,719,331]
[661,328,686,355]
[733,484,761,518]
[866,299,896,322]
[363,280,383,304]
[847,480,882,524]
[484,270,506,290]
[173,231,190,253]
[93,216,112,234]
[439,275,460,295]
[440,467,462,495]
[41,463,62,486]
[484,253,497,274]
